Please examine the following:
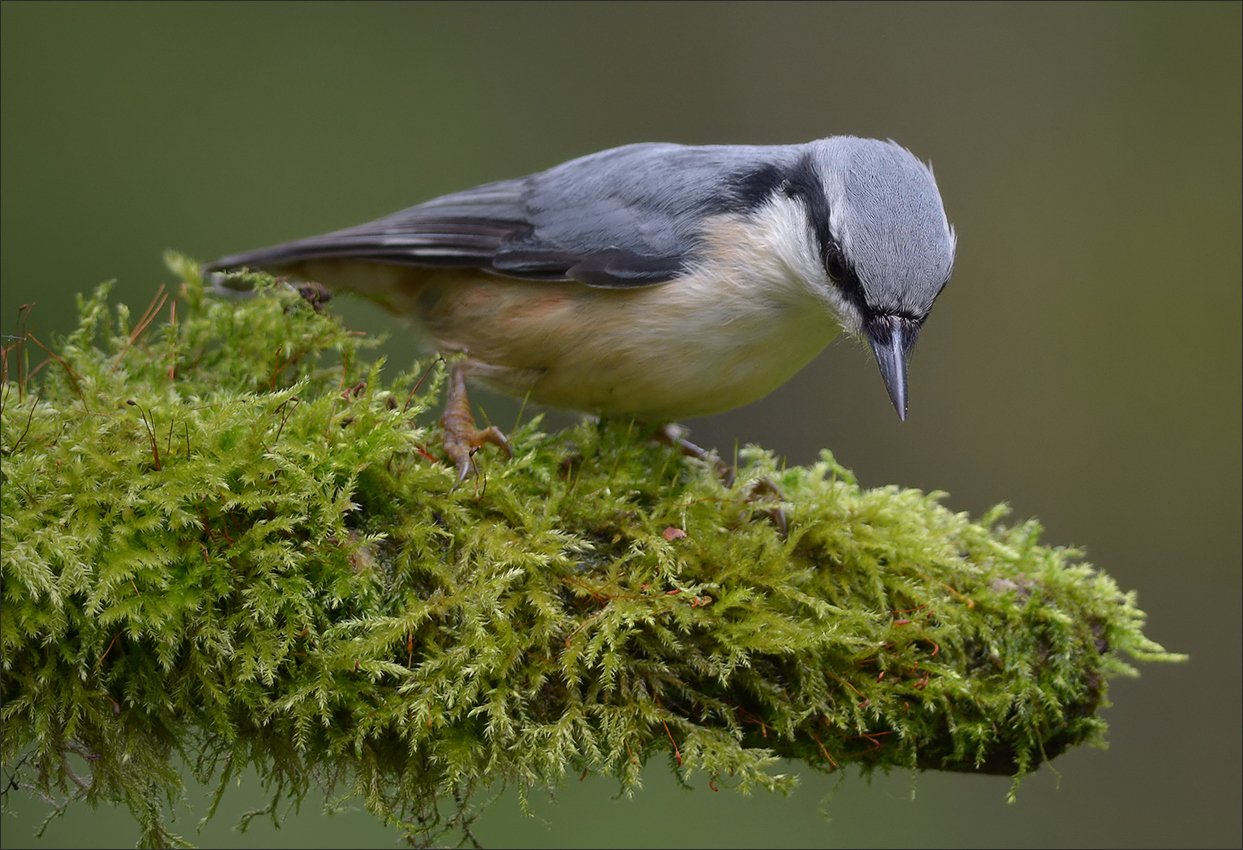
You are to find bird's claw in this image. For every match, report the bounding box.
[441,360,511,489]
[445,423,511,487]
[654,424,735,484]
[743,477,788,538]
[655,423,786,536]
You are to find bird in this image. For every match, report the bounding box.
[207,137,956,482]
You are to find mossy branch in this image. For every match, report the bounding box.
[0,256,1182,847]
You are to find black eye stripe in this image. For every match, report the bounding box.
[825,245,868,318]
[782,154,833,260]
[781,156,868,310]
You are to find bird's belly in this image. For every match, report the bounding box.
[409,271,840,420]
[289,259,841,420]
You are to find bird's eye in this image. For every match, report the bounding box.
[825,251,847,282]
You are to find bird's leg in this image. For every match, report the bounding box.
[743,477,788,539]
[654,424,787,537]
[655,423,735,486]
[441,361,511,485]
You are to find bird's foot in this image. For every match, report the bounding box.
[441,361,511,486]
[290,280,332,311]
[655,424,735,485]
[742,477,788,539]
[655,424,787,536]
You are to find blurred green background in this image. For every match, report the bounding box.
[2,2,1238,847]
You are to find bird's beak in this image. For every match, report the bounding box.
[865,315,920,421]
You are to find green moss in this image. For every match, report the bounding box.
[0,256,1182,847]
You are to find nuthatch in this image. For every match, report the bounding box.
[209,138,956,481]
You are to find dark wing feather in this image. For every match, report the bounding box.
[208,143,802,288]
[490,245,686,286]
[207,180,530,272]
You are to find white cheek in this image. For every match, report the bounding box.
[819,287,863,338]
[744,195,827,292]
[749,194,862,336]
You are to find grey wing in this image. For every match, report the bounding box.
[206,143,743,288]
[206,178,554,277]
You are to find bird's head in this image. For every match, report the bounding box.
[791,137,956,419]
